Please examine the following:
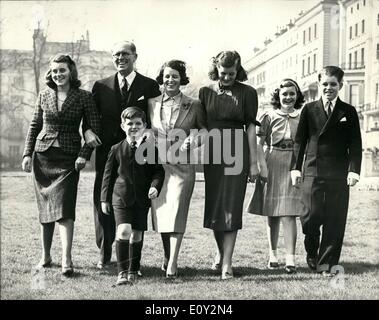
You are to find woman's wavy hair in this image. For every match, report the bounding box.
[45,54,81,89]
[208,51,248,82]
[156,59,189,85]
[271,78,304,110]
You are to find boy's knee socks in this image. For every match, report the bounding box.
[116,239,130,273]
[129,241,143,272]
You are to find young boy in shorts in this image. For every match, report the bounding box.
[101,106,164,285]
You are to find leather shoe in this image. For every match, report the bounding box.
[285,265,297,274]
[306,256,317,271]
[36,258,52,269]
[128,272,138,284]
[62,263,74,277]
[211,262,221,271]
[161,263,168,272]
[321,270,334,277]
[116,271,131,285]
[97,260,111,270]
[267,261,279,269]
[166,272,178,280]
[221,270,234,280]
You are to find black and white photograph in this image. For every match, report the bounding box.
[0,0,378,305]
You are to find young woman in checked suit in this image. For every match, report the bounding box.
[22,54,100,276]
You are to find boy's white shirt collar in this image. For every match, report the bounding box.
[118,70,136,89]
[126,135,143,147]
[322,96,338,110]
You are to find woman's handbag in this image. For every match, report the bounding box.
[246,177,265,215]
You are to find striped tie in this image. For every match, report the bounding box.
[326,100,332,117]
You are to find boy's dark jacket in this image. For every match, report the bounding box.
[291,97,362,179]
[101,138,165,208]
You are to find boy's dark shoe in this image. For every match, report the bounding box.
[128,272,138,284]
[306,255,317,271]
[116,271,131,285]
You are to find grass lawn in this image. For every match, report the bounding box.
[1,171,378,300]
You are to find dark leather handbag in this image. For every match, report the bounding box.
[246,177,265,215]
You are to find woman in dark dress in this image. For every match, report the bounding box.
[22,54,100,276]
[199,51,259,280]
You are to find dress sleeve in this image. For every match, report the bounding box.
[257,112,272,146]
[244,86,260,127]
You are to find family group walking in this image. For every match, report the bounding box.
[22,40,362,285]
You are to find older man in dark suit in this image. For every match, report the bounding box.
[84,41,161,270]
[291,66,362,277]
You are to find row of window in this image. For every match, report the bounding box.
[256,71,266,85]
[301,54,317,77]
[348,48,365,69]
[350,0,366,14]
[303,23,317,45]
[349,20,365,40]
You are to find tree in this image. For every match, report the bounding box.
[32,22,47,95]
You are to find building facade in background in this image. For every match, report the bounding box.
[245,0,379,177]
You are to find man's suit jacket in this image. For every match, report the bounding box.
[91,72,161,148]
[292,97,362,179]
[23,87,100,160]
[148,93,207,163]
[100,139,165,208]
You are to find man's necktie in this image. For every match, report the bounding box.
[121,77,128,97]
[130,140,137,158]
[326,100,332,117]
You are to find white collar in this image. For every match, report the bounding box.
[162,91,182,103]
[126,135,143,147]
[322,96,338,109]
[275,108,300,118]
[118,71,136,88]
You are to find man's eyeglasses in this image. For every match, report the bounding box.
[113,51,134,58]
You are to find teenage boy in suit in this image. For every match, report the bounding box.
[291,66,362,277]
[84,41,161,269]
[101,107,164,285]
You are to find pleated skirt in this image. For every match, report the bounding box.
[32,147,79,223]
[261,147,301,217]
[151,163,196,233]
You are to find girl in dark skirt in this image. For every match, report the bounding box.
[199,51,260,280]
[22,54,100,276]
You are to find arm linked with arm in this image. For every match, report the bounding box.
[78,92,101,160]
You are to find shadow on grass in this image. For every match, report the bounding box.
[133,265,319,283]
[61,261,378,283]
[340,261,379,274]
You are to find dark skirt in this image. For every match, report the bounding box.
[32,147,79,223]
[203,128,249,231]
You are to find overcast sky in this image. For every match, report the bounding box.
[0,0,318,77]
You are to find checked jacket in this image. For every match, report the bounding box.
[23,87,100,160]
